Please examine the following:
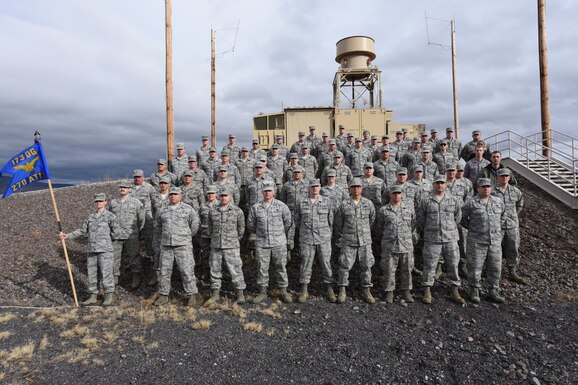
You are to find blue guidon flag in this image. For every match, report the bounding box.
[0,142,51,198]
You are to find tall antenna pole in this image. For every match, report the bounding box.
[538,0,551,157]
[165,0,174,161]
[451,19,460,140]
[211,28,216,147]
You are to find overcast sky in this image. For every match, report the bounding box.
[1,1,576,184]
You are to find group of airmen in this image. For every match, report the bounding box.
[59,124,526,308]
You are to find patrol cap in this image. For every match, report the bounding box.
[363,130,370,134]
[254,162,264,168]
[218,165,228,172]
[209,146,217,152]
[262,181,275,191]
[182,170,193,177]
[446,127,454,132]
[472,130,481,135]
[271,144,280,149]
[252,139,259,144]
[434,175,447,183]
[364,162,373,169]
[202,135,209,140]
[159,175,171,184]
[445,163,457,171]
[326,169,337,177]
[439,139,448,145]
[456,163,465,171]
[421,148,431,153]
[412,137,421,143]
[402,128,408,133]
[302,143,310,149]
[355,137,363,142]
[289,152,298,159]
[94,193,107,202]
[497,168,511,176]
[477,178,492,187]
[157,158,167,165]
[389,185,403,194]
[219,187,230,196]
[396,131,403,135]
[309,179,321,187]
[229,134,236,139]
[298,131,305,136]
[188,155,198,162]
[322,131,330,137]
[396,167,408,175]
[333,151,343,158]
[413,165,424,172]
[275,134,283,139]
[133,169,144,177]
[220,150,230,157]
[176,142,185,150]
[380,147,390,152]
[328,139,337,145]
[168,186,182,195]
[347,133,354,138]
[431,128,438,133]
[118,180,131,188]
[259,155,268,162]
[338,124,345,129]
[309,125,316,131]
[292,165,304,173]
[371,135,378,140]
[206,185,217,194]
[348,178,363,187]
[421,132,428,137]
[382,135,389,139]
[241,147,249,152]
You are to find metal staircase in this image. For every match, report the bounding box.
[484,129,578,209]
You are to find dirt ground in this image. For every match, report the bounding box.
[0,175,577,384]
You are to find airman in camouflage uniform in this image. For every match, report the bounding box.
[196,135,211,164]
[249,139,267,160]
[284,153,300,183]
[170,143,189,180]
[153,186,200,307]
[428,128,440,150]
[298,144,318,181]
[408,165,433,196]
[109,181,145,289]
[215,166,240,205]
[321,151,353,188]
[59,193,119,307]
[461,178,506,303]
[290,131,307,155]
[391,131,409,161]
[373,135,394,161]
[320,168,349,209]
[376,185,416,304]
[492,168,526,284]
[382,168,420,209]
[295,179,336,303]
[305,125,321,156]
[441,127,462,159]
[361,162,386,209]
[334,178,376,304]
[197,185,219,279]
[315,132,331,161]
[373,147,399,190]
[460,130,491,161]
[267,144,288,188]
[432,139,457,174]
[214,151,241,187]
[236,147,255,207]
[149,176,171,285]
[417,175,465,304]
[319,140,339,174]
[150,159,177,189]
[200,147,221,184]
[341,133,356,156]
[411,148,438,182]
[400,138,422,171]
[279,166,309,252]
[181,170,205,212]
[334,124,347,149]
[247,181,293,303]
[130,169,155,262]
[272,135,289,159]
[205,188,247,305]
[456,163,474,196]
[181,155,207,191]
[222,134,241,160]
[346,138,372,177]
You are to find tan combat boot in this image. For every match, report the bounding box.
[508,267,527,285]
[337,287,346,304]
[362,287,375,304]
[489,289,506,304]
[102,293,114,307]
[403,290,414,303]
[450,285,465,304]
[326,285,337,303]
[297,284,309,303]
[422,287,432,304]
[204,289,220,306]
[154,295,169,306]
[434,262,443,280]
[235,289,246,305]
[114,275,119,286]
[470,288,480,304]
[80,294,98,307]
[280,287,293,303]
[384,291,394,304]
[252,287,268,304]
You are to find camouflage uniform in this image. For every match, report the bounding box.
[198,199,218,271]
[223,144,241,160]
[108,196,145,278]
[181,168,208,191]
[294,195,334,284]
[201,157,221,184]
[361,176,386,209]
[417,193,462,287]
[247,199,293,288]
[334,197,376,288]
[154,202,200,296]
[235,157,256,206]
[207,203,246,290]
[68,210,119,294]
[321,163,353,188]
[130,182,155,257]
[196,145,211,164]
[267,155,288,187]
[216,179,240,205]
[298,155,318,181]
[433,152,458,174]
[461,195,505,289]
[492,184,524,268]
[346,147,372,177]
[411,160,438,182]
[182,185,205,212]
[408,178,432,197]
[400,148,421,171]
[213,163,242,187]
[279,178,309,250]
[150,171,177,189]
[376,202,416,291]
[320,184,349,210]
[171,156,189,180]
[290,140,306,155]
[245,175,275,207]
[151,191,170,269]
[444,138,462,159]
[391,140,409,161]
[446,178,473,266]
[373,158,399,189]
[383,182,420,210]
[460,140,491,162]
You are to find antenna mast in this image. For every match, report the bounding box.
[165,0,174,161]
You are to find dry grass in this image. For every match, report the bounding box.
[38,336,50,351]
[29,308,78,327]
[185,308,197,321]
[260,308,282,319]
[56,348,91,364]
[229,303,247,319]
[102,330,119,344]
[554,290,578,302]
[191,320,212,330]
[92,358,105,366]
[60,325,89,339]
[81,336,98,349]
[0,372,4,382]
[132,336,145,344]
[6,341,35,362]
[0,312,17,324]
[146,342,159,350]
[0,331,11,341]
[243,322,263,333]
[266,328,276,337]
